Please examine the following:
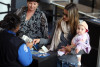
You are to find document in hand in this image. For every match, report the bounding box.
[21,35,33,43]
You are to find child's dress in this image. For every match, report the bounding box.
[72,32,91,53]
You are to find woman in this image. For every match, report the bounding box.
[49,3,85,67]
[16,0,49,48]
[0,14,33,67]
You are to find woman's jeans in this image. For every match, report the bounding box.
[57,60,78,67]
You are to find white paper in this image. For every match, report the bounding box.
[21,35,33,43]
[57,51,65,56]
[41,46,49,53]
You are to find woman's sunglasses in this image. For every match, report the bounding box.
[63,12,68,17]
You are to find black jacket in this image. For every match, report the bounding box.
[0,30,25,67]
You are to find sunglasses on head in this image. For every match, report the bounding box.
[63,12,68,17]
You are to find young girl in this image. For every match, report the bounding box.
[58,20,91,67]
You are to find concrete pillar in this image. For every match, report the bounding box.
[95,0,100,9]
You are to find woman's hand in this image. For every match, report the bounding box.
[58,47,69,55]
[60,46,71,55]
[59,46,65,51]
[26,41,34,49]
[33,39,40,45]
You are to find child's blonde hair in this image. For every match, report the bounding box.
[79,20,88,32]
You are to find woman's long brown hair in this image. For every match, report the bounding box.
[50,3,79,50]
[65,3,79,35]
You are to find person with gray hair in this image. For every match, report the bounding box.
[15,0,49,49]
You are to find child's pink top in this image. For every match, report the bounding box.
[72,32,91,54]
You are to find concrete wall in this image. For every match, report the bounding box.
[16,0,27,9]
